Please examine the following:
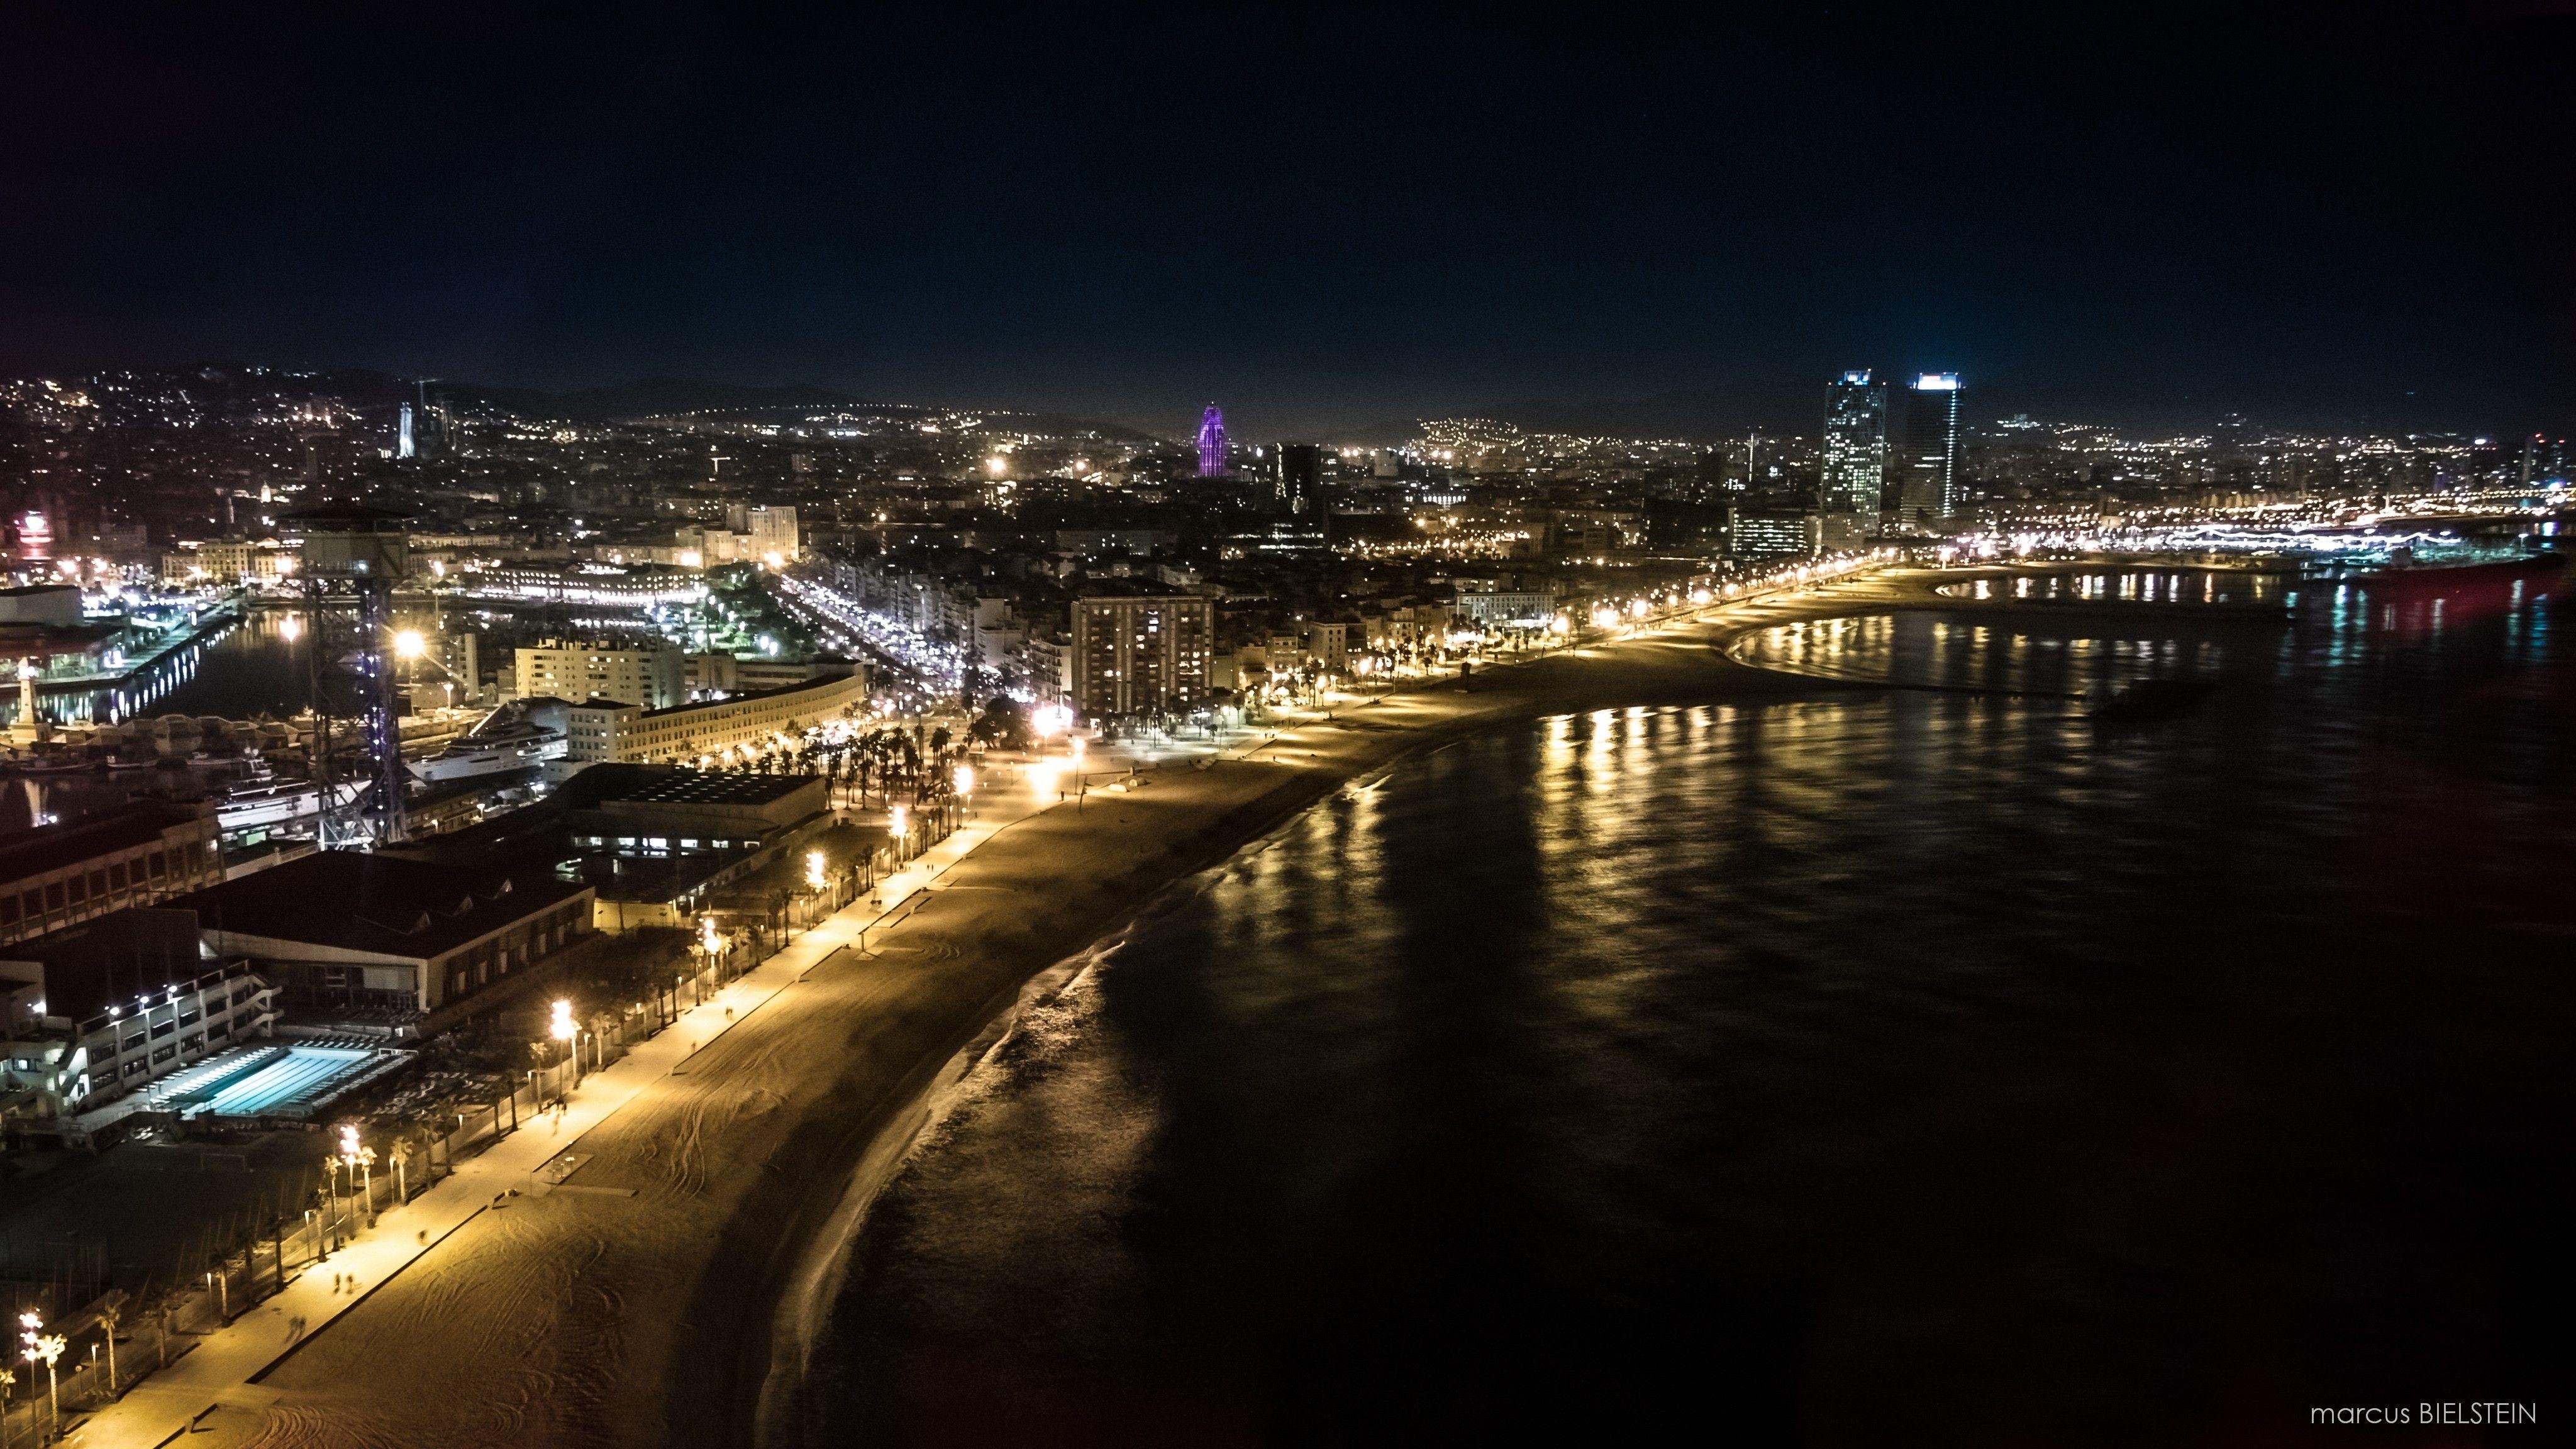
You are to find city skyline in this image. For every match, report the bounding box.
[0,8,2569,1443]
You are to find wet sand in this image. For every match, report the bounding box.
[176,579,1895,1449]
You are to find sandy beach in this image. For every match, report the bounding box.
[104,574,1901,1449]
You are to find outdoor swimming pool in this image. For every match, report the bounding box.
[155,1043,408,1121]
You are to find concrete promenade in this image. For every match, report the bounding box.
[64,767,1057,1449]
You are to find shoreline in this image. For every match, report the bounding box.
[729,565,2362,1445]
[714,581,1920,1449]
[139,573,1897,1449]
[749,906,1149,1447]
[68,554,2567,1446]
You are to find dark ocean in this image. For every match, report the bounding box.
[810,569,2572,1446]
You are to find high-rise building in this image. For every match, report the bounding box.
[1897,373,1964,528]
[1277,443,1323,516]
[1821,370,1889,521]
[396,402,416,460]
[1069,592,1214,716]
[2521,435,2573,488]
[1197,404,1228,477]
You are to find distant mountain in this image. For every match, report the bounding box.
[426,377,1165,438]
[1336,389,1817,446]
[82,366,1160,437]
[512,377,870,421]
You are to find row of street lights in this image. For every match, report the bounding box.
[0,753,992,1443]
[10,1311,64,1444]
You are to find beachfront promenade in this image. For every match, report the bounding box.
[54,565,1909,1448]
[63,764,1064,1449]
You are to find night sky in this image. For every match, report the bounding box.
[4,3,2572,437]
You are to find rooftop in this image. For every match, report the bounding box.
[636,669,856,719]
[0,802,204,885]
[561,765,817,809]
[3,907,213,1023]
[282,501,413,529]
[173,851,589,963]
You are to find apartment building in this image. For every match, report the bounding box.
[1067,591,1214,716]
[515,640,689,710]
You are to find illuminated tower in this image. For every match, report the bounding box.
[1820,371,1888,522]
[1897,374,1963,528]
[396,403,416,460]
[1197,404,1227,477]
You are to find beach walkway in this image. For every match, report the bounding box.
[64,763,1065,1449]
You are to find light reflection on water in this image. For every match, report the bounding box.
[1733,612,2243,695]
[814,587,2573,1446]
[1934,567,2287,606]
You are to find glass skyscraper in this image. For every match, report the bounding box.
[1897,373,1963,528]
[1821,370,1888,521]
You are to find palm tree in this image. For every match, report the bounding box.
[99,1303,120,1395]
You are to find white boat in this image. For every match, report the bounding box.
[407,703,568,782]
[217,777,372,831]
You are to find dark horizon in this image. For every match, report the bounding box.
[4,3,2573,440]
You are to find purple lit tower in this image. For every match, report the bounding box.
[1196,403,1227,477]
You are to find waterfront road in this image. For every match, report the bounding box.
[63,761,1066,1449]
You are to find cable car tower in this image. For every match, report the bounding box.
[290,503,411,847]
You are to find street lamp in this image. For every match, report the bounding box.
[550,999,578,1089]
[805,850,827,892]
[18,1314,60,1440]
[338,1124,376,1219]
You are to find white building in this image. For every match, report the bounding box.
[564,669,871,765]
[515,641,689,711]
[738,505,800,565]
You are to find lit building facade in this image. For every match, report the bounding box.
[1897,373,1965,528]
[1069,594,1214,716]
[1726,506,1822,561]
[1197,404,1228,477]
[565,669,872,764]
[740,504,800,564]
[515,641,689,710]
[462,562,707,609]
[1821,370,1889,521]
